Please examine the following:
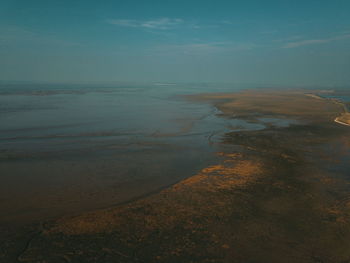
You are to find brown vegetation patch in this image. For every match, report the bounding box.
[172,160,262,191]
[47,156,262,236]
[188,90,343,123]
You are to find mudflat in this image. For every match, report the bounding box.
[2,89,350,263]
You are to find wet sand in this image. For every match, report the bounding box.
[335,115,350,126]
[324,96,350,126]
[2,89,350,263]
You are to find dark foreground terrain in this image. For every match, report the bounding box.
[1,90,350,263]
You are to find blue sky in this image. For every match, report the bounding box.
[1,0,350,86]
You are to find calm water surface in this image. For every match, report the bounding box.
[0,83,262,224]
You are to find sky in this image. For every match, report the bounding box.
[0,0,350,86]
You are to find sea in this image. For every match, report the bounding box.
[0,82,348,224]
[0,82,260,224]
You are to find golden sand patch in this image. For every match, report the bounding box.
[171,160,262,191]
[216,152,243,159]
[47,157,263,235]
[188,90,343,122]
[335,113,350,126]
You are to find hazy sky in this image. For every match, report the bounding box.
[1,0,350,86]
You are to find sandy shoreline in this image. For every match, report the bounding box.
[335,117,350,126]
[306,92,350,126]
[312,93,350,127]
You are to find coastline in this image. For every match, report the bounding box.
[333,100,350,126]
[2,89,350,262]
[315,94,350,127]
[304,92,350,127]
[335,117,350,126]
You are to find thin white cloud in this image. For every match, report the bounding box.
[149,41,257,56]
[106,18,237,31]
[272,35,303,42]
[220,20,234,25]
[106,18,184,30]
[189,23,219,30]
[282,33,350,48]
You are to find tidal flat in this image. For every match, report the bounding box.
[2,89,350,263]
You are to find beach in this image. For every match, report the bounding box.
[2,89,350,262]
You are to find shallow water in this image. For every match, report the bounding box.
[2,84,348,224]
[0,82,262,224]
[2,86,350,262]
[317,90,350,106]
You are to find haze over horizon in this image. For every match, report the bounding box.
[1,0,350,86]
